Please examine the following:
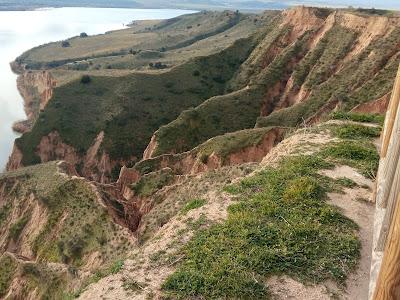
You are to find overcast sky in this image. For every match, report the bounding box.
[288,0,400,9]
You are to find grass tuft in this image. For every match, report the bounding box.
[330,111,384,125]
[0,255,17,297]
[181,199,207,215]
[321,141,379,178]
[332,124,381,140]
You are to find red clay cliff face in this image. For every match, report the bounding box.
[227,128,286,164]
[5,145,24,171]
[113,127,286,232]
[351,93,390,115]
[118,128,286,195]
[36,131,80,166]
[13,70,56,133]
[6,131,133,184]
[142,135,158,160]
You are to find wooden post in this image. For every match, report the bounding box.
[373,193,400,299]
[377,113,400,209]
[370,64,400,299]
[376,161,400,250]
[381,65,400,158]
[376,65,400,209]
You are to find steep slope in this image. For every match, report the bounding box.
[148,7,399,157]
[8,11,278,182]
[11,10,274,136]
[9,8,398,181]
[9,37,256,182]
[72,116,379,299]
[0,162,135,298]
[1,8,396,298]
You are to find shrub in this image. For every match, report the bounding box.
[181,199,207,214]
[61,41,70,47]
[0,255,17,297]
[331,111,384,124]
[321,141,379,178]
[110,260,124,274]
[333,124,381,140]
[336,177,357,188]
[80,75,91,84]
[9,216,29,240]
[323,141,377,161]
[66,236,85,259]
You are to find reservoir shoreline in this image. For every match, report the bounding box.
[0,7,195,171]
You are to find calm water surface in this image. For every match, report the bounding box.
[0,7,195,171]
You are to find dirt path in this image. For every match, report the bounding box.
[323,165,375,300]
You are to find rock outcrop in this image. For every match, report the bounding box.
[7,131,133,183]
[12,69,56,133]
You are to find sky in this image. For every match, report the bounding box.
[289,0,400,9]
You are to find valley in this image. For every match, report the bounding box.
[0,6,399,299]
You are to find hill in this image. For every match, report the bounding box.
[9,8,399,182]
[0,6,397,299]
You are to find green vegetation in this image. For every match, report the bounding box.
[303,26,356,89]
[137,164,256,244]
[332,124,381,140]
[131,168,174,197]
[17,36,255,168]
[153,29,308,156]
[3,8,397,298]
[74,259,125,296]
[32,177,129,265]
[9,215,30,240]
[350,8,393,16]
[181,199,207,214]
[0,162,131,299]
[257,26,399,129]
[321,141,379,178]
[336,177,357,188]
[80,75,91,84]
[20,262,68,299]
[194,127,284,163]
[16,11,263,70]
[0,255,17,297]
[163,155,360,299]
[0,203,11,226]
[331,111,385,125]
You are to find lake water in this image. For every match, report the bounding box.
[0,7,195,171]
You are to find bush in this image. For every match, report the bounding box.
[80,75,91,84]
[181,199,207,214]
[331,111,384,125]
[66,236,85,259]
[0,256,17,297]
[61,41,70,47]
[80,32,88,38]
[333,124,381,140]
[9,216,29,240]
[322,141,379,177]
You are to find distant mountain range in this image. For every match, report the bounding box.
[0,0,398,11]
